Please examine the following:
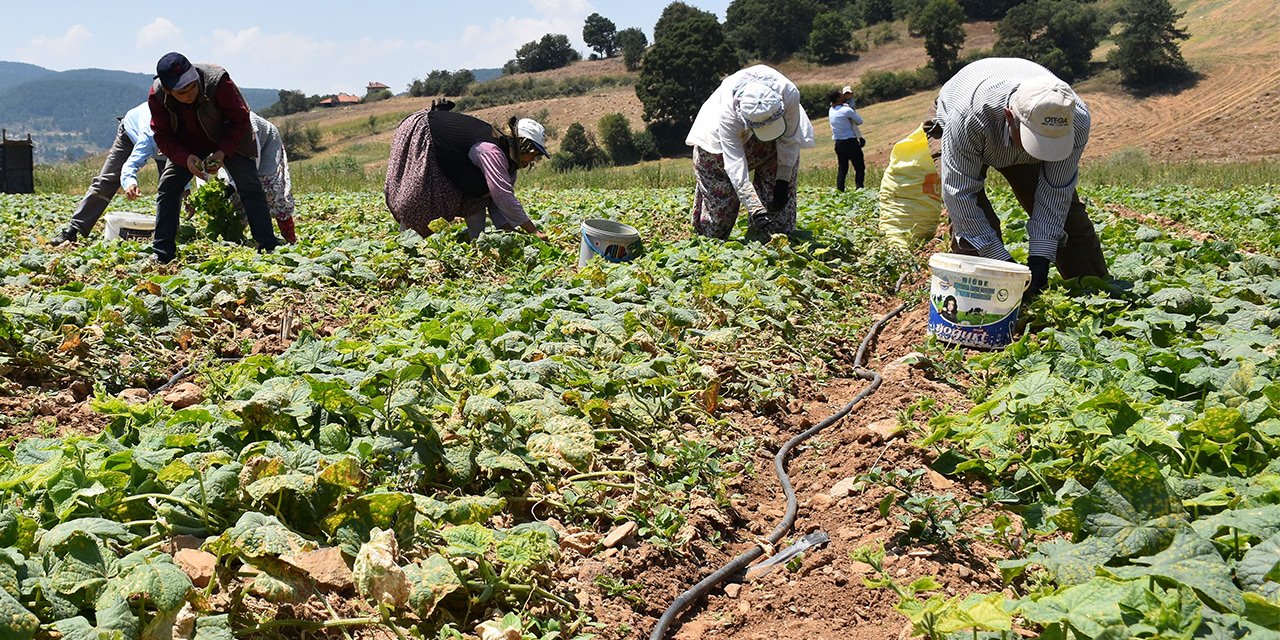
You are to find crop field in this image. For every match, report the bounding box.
[0,183,1277,640]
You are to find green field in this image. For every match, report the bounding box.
[1,177,1279,639]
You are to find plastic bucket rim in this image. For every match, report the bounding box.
[581,218,640,240]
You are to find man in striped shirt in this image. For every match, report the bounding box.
[924,57,1108,298]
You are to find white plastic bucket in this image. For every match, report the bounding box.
[103,211,157,242]
[928,253,1031,349]
[578,218,641,268]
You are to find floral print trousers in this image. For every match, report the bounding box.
[691,137,798,240]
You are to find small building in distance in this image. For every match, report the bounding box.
[317,93,363,108]
[366,82,390,92]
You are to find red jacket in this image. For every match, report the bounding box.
[149,64,254,168]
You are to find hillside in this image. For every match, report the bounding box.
[283,0,1279,180]
[0,63,278,163]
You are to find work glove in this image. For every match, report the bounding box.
[1026,256,1051,300]
[276,217,297,244]
[769,180,790,213]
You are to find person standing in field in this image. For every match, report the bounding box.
[828,86,865,191]
[50,103,167,245]
[384,109,549,240]
[148,52,280,263]
[922,57,1108,298]
[686,64,815,240]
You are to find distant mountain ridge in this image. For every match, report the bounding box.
[0,61,279,163]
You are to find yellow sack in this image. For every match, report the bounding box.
[877,126,942,249]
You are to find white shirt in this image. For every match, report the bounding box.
[686,65,815,212]
[935,57,1090,261]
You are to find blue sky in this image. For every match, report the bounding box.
[3,1,732,94]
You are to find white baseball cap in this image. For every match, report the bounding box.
[737,82,786,142]
[516,118,549,157]
[1009,78,1078,162]
[841,85,853,95]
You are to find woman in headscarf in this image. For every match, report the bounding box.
[686,64,815,240]
[385,107,549,240]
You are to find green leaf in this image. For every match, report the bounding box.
[208,512,317,559]
[47,532,117,599]
[1239,531,1280,593]
[193,614,234,640]
[442,524,495,558]
[1018,577,1137,637]
[0,587,39,640]
[1110,528,1243,612]
[1029,537,1118,586]
[405,554,464,619]
[1192,505,1280,542]
[526,415,596,471]
[496,528,558,569]
[104,550,193,613]
[1074,452,1186,557]
[38,518,135,554]
[475,449,531,475]
[245,556,315,604]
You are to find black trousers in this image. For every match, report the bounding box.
[834,137,865,191]
[153,154,278,262]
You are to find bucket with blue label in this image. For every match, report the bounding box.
[928,253,1031,349]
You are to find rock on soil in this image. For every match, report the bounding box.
[120,388,150,403]
[602,521,637,548]
[174,548,217,588]
[163,382,204,409]
[284,547,354,592]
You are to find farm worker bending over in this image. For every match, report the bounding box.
[828,86,866,191]
[148,52,280,263]
[686,64,815,239]
[923,57,1108,298]
[384,110,549,240]
[51,103,168,245]
[247,113,298,243]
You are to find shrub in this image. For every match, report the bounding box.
[1109,0,1192,90]
[617,28,648,71]
[514,34,582,73]
[853,68,938,105]
[994,0,1111,82]
[807,12,854,64]
[552,123,608,171]
[598,114,638,166]
[798,85,834,120]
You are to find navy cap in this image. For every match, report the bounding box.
[156,52,198,90]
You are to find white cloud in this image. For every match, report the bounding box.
[20,24,92,67]
[529,0,594,15]
[136,17,183,49]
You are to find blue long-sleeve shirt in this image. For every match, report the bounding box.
[119,103,163,190]
[828,103,863,140]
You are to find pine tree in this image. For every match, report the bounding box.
[1109,0,1191,88]
[913,0,966,80]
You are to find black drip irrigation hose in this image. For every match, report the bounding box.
[149,357,243,394]
[649,282,910,640]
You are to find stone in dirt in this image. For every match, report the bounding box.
[69,379,91,401]
[174,549,216,588]
[926,468,955,490]
[561,531,601,555]
[860,419,904,443]
[602,521,637,548]
[284,547,353,592]
[120,388,150,403]
[829,477,858,499]
[724,583,741,598]
[810,493,834,510]
[163,382,204,409]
